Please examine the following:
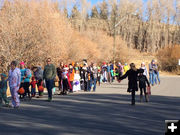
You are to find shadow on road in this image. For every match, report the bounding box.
[0,93,180,135]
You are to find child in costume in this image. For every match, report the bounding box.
[62,65,71,95]
[73,70,81,92]
[0,73,9,107]
[30,76,37,97]
[8,61,21,108]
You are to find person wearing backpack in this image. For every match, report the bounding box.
[20,62,32,100]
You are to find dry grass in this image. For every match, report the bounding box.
[0,0,157,74]
[157,45,180,73]
[0,0,100,72]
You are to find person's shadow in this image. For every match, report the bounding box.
[0,93,180,135]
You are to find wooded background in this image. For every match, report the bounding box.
[0,0,179,72]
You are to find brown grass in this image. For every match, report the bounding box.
[0,0,155,73]
[157,45,180,73]
[0,0,101,72]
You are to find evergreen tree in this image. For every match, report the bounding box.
[71,5,81,19]
[99,0,108,20]
[63,8,68,18]
[91,6,99,19]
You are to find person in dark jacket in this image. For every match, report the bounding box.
[119,63,140,105]
[32,66,43,97]
[138,69,150,102]
[89,63,98,92]
[57,62,64,93]
[82,64,88,91]
[43,58,56,102]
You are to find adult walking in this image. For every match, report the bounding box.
[154,60,160,85]
[43,58,56,102]
[149,60,156,86]
[107,63,111,83]
[57,62,64,92]
[82,64,88,91]
[102,62,108,83]
[32,66,44,97]
[119,63,140,105]
[89,63,98,92]
[8,61,21,108]
[19,62,32,99]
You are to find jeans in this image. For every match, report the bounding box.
[31,88,36,96]
[154,73,157,84]
[149,72,155,85]
[45,79,54,99]
[70,81,73,91]
[155,72,160,84]
[89,78,97,91]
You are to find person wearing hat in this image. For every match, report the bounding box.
[0,73,9,107]
[154,60,160,85]
[19,61,32,99]
[149,60,156,86]
[138,69,150,102]
[123,63,129,75]
[140,62,148,77]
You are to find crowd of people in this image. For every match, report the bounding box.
[0,58,160,108]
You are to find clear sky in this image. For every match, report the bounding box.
[90,0,103,5]
[89,0,147,5]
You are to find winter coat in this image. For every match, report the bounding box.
[34,67,43,81]
[138,75,150,88]
[119,69,140,91]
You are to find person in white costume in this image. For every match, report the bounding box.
[73,70,81,92]
[8,61,21,108]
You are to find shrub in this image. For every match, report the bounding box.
[0,0,131,73]
[157,45,180,73]
[0,0,100,72]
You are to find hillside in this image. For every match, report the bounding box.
[0,0,179,73]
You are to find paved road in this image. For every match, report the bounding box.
[0,76,180,135]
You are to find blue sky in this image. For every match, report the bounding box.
[89,0,148,5]
[90,0,103,5]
